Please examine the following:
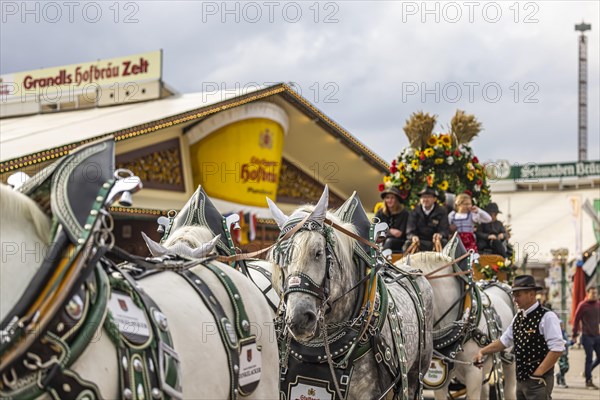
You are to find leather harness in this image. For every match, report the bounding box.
[423,235,514,394]
[274,209,427,400]
[1,141,261,400]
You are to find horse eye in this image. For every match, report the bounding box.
[315,250,323,258]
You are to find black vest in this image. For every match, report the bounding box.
[513,305,550,381]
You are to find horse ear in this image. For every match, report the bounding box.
[266,197,288,229]
[309,185,329,225]
[142,231,170,257]
[190,234,221,258]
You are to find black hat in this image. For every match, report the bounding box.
[485,202,501,214]
[418,187,438,197]
[380,186,402,200]
[511,275,543,292]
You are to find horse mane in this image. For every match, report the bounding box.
[270,206,357,291]
[400,252,454,275]
[0,184,51,245]
[163,225,215,249]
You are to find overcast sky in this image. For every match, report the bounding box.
[1,0,598,166]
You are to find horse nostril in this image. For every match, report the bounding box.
[303,311,316,327]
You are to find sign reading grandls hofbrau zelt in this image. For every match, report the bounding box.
[21,56,151,88]
[0,50,163,117]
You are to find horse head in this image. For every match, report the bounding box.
[268,186,358,341]
[142,186,238,259]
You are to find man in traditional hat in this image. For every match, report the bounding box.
[403,187,449,252]
[474,275,565,399]
[475,202,510,258]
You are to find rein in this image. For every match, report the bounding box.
[216,216,380,264]
[216,214,312,264]
[404,237,443,255]
[433,289,469,329]
[423,251,472,279]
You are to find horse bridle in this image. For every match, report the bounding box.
[277,217,379,316]
[278,225,340,326]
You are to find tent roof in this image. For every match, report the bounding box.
[1,83,389,211]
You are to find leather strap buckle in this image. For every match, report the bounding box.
[158,341,183,399]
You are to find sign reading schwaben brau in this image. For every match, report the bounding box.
[506,161,600,180]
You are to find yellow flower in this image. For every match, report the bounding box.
[434,158,444,165]
[467,171,475,180]
[427,136,438,147]
[383,176,391,183]
[440,134,452,147]
[411,159,419,169]
[438,180,449,191]
[415,150,421,158]
[424,148,435,157]
[374,202,384,214]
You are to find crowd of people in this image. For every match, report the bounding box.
[375,186,511,257]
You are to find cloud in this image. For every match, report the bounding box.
[1,0,598,164]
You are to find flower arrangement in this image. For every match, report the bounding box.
[474,259,513,281]
[378,110,491,209]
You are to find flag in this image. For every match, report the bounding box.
[569,262,587,326]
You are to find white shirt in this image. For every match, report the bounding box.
[422,205,434,216]
[500,301,565,352]
[448,208,492,224]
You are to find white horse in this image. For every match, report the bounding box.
[266,187,434,400]
[144,223,281,313]
[0,183,279,399]
[400,252,516,400]
[142,184,282,314]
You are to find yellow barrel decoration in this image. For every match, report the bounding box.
[187,102,289,207]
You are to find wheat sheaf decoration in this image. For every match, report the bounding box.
[451,109,483,145]
[403,111,437,150]
[380,110,490,208]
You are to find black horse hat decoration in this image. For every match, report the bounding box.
[162,185,236,256]
[267,185,330,238]
[443,232,470,271]
[333,191,372,256]
[18,137,116,245]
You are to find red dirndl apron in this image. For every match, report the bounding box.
[458,232,478,253]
